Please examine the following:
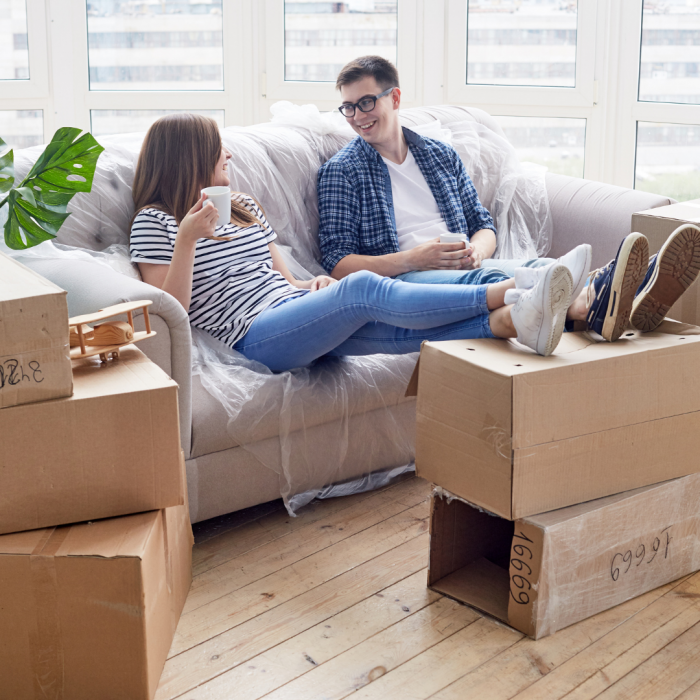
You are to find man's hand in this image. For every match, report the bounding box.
[404,238,469,271]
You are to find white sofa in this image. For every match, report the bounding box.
[16,105,674,523]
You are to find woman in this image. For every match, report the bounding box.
[130,114,581,371]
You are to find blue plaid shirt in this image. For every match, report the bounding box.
[317,127,496,273]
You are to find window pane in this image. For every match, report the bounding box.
[90,109,225,137]
[86,1,224,91]
[635,122,700,202]
[493,116,585,178]
[284,1,397,83]
[467,0,577,88]
[0,110,43,149]
[0,0,29,80]
[639,1,700,105]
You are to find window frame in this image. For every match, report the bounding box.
[0,0,50,142]
[611,1,700,190]
[261,0,418,113]
[445,0,598,109]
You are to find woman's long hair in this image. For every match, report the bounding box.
[131,113,260,227]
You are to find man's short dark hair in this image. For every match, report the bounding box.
[335,56,400,91]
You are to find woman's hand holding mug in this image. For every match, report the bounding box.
[178,194,220,245]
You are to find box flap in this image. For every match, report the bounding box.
[0,528,51,555]
[405,357,420,397]
[634,200,700,224]
[71,345,177,400]
[0,512,159,559]
[0,252,67,302]
[54,511,159,559]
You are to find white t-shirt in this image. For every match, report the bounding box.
[381,148,452,251]
[130,195,306,347]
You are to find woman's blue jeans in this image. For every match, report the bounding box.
[234,270,496,372]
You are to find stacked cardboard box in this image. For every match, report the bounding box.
[410,322,700,638]
[0,255,192,699]
[0,253,73,408]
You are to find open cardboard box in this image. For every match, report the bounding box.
[632,200,700,326]
[0,345,184,534]
[0,252,73,409]
[410,321,700,519]
[429,474,700,639]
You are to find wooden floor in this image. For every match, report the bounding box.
[156,476,700,700]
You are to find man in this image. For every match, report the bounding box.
[317,55,700,341]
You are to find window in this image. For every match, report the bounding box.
[635,121,700,202]
[493,116,585,178]
[90,109,225,137]
[639,0,700,105]
[0,110,43,150]
[284,0,398,83]
[466,0,578,88]
[85,0,225,91]
[0,0,30,80]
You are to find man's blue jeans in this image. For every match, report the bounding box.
[235,270,496,372]
[396,257,554,287]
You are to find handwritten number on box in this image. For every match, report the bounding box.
[509,531,534,605]
[0,360,43,389]
[611,526,672,582]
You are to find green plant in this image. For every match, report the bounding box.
[0,128,104,250]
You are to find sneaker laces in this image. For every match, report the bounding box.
[585,260,613,310]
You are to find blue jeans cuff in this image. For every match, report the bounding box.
[478,285,490,316]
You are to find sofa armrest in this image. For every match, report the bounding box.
[18,257,193,458]
[545,173,674,269]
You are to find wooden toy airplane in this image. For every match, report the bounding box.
[68,300,156,362]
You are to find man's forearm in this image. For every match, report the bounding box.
[331,252,412,279]
[470,228,497,259]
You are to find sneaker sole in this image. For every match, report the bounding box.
[537,264,573,356]
[601,233,649,342]
[630,224,700,332]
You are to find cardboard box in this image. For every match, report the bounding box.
[0,503,193,700]
[632,200,700,325]
[429,476,700,639]
[411,321,700,519]
[0,252,73,408]
[0,345,184,534]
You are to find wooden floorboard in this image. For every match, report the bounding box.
[160,476,700,700]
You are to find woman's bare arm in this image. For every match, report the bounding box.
[137,194,219,311]
[268,241,336,292]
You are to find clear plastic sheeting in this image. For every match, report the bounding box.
[396,111,553,260]
[290,462,416,512]
[2,104,553,516]
[191,328,416,514]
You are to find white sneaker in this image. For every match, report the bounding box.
[514,245,592,300]
[510,263,573,356]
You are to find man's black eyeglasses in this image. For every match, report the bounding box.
[338,87,396,118]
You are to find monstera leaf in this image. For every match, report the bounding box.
[0,128,104,250]
[0,137,13,195]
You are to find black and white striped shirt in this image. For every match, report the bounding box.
[130,195,306,347]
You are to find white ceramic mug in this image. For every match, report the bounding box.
[439,232,468,246]
[201,186,231,227]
